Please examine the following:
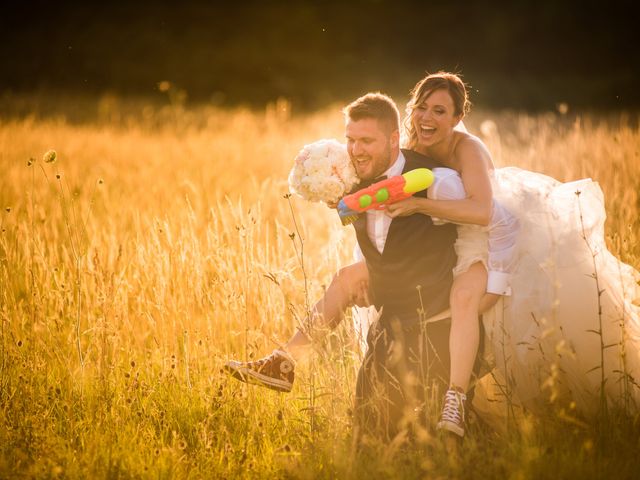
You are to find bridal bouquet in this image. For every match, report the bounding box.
[288,139,359,204]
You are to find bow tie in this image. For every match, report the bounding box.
[358,174,387,189]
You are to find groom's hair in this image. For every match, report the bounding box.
[343,93,400,134]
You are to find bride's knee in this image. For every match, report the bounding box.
[450,282,483,313]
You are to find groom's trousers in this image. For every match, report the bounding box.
[353,313,484,444]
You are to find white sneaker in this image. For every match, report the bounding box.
[436,388,467,437]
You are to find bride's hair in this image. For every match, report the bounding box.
[403,72,471,149]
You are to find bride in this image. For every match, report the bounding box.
[382,72,640,419]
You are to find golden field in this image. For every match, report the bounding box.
[1,94,640,479]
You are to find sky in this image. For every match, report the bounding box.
[1,0,638,110]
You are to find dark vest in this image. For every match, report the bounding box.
[353,149,457,325]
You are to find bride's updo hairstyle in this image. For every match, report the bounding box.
[403,72,471,149]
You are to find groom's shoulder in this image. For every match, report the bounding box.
[401,148,443,169]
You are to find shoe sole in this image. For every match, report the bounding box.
[224,362,292,393]
[437,419,465,437]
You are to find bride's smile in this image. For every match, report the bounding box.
[412,89,461,149]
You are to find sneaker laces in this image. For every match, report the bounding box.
[441,388,466,425]
[244,351,276,369]
[246,350,294,369]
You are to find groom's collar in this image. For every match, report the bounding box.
[382,151,405,178]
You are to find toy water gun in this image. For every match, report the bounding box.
[337,168,435,225]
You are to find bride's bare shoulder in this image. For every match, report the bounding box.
[455,131,488,150]
[453,131,494,169]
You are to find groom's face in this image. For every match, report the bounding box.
[345,117,399,180]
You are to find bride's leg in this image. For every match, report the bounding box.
[284,260,370,360]
[448,262,487,392]
[437,262,487,435]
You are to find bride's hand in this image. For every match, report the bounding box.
[385,197,423,217]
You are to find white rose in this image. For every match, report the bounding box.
[321,178,345,203]
[304,157,332,177]
[306,141,329,158]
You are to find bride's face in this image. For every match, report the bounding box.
[411,89,462,148]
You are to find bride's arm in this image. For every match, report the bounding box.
[386,137,493,226]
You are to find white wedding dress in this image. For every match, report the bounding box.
[479,167,640,417]
[352,166,640,418]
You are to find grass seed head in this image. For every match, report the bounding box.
[43,149,57,163]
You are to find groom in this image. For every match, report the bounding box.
[341,93,458,442]
[228,92,462,442]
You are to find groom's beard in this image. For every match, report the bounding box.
[352,143,393,180]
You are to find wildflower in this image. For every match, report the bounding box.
[17,340,22,347]
[130,360,136,368]
[43,150,57,163]
[4,207,10,213]
[158,81,171,92]
[177,440,187,450]
[98,178,104,185]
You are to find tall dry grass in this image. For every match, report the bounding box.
[1,95,639,478]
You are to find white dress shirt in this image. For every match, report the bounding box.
[365,151,406,254]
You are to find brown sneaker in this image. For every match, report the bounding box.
[224,350,295,392]
[436,388,467,437]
